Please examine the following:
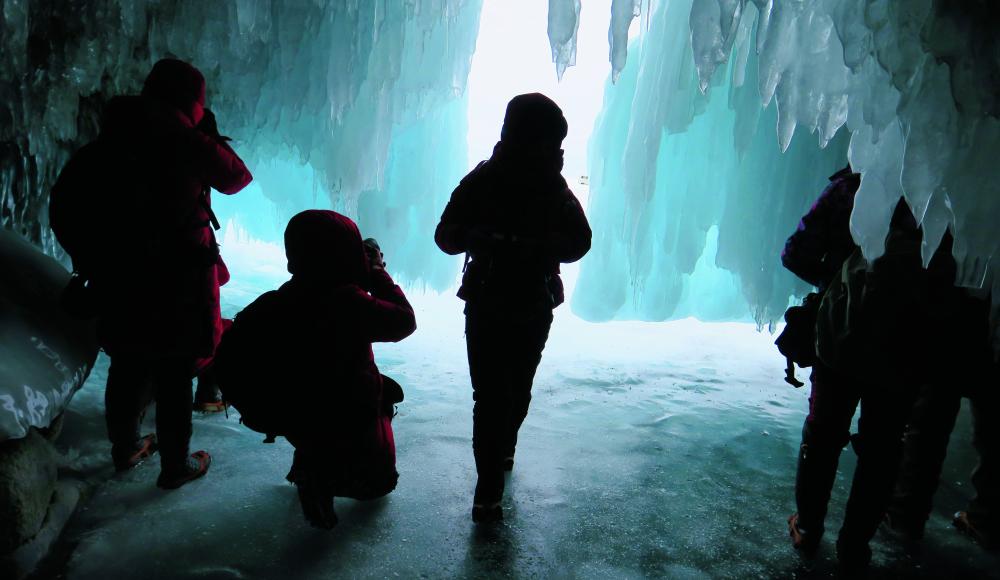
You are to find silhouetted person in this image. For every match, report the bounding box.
[435,93,591,523]
[791,192,961,568]
[218,210,414,529]
[51,58,252,488]
[886,243,999,548]
[782,166,861,558]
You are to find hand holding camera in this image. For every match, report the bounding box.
[197,109,232,143]
[363,238,385,271]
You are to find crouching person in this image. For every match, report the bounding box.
[214,210,415,529]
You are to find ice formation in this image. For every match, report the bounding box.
[574,0,848,325]
[5,0,1000,327]
[687,0,1000,281]
[547,0,581,80]
[0,229,97,441]
[576,0,1000,326]
[0,0,483,290]
[608,0,643,83]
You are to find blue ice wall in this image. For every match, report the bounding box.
[1,0,482,291]
[573,0,848,326]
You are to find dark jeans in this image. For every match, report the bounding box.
[105,355,195,471]
[795,363,861,536]
[890,386,999,535]
[795,363,917,546]
[465,304,553,504]
[839,381,918,546]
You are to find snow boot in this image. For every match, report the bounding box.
[953,511,998,550]
[113,433,159,472]
[472,502,503,524]
[881,511,925,544]
[787,513,821,557]
[193,381,227,413]
[296,476,338,530]
[156,450,212,490]
[835,536,872,571]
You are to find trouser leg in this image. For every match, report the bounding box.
[194,364,223,403]
[105,356,154,463]
[504,312,552,458]
[152,358,195,471]
[794,363,861,537]
[840,386,916,546]
[466,309,511,504]
[888,383,961,534]
[968,393,1000,534]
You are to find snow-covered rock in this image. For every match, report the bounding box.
[0,229,96,442]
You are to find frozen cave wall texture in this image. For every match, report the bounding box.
[570,0,1000,324]
[3,0,1000,324]
[0,0,482,289]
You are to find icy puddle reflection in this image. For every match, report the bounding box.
[49,293,998,578]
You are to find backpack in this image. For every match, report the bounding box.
[815,241,931,383]
[212,292,294,438]
[50,139,141,273]
[50,137,154,317]
[775,291,823,368]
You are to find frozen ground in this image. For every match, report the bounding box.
[37,244,1000,579]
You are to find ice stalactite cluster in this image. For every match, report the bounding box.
[574,0,849,325]
[576,0,1000,325]
[0,0,482,290]
[547,0,581,81]
[688,0,1000,285]
[609,0,643,83]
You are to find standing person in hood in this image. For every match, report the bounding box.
[52,58,253,489]
[435,93,592,523]
[782,167,861,556]
[216,210,414,529]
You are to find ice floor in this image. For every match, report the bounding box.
[38,245,1000,579]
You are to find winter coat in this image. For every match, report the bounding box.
[435,144,592,312]
[88,95,252,363]
[236,269,415,427]
[782,167,860,290]
[225,211,415,462]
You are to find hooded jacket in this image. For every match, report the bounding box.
[435,143,591,311]
[89,90,252,362]
[232,210,416,428]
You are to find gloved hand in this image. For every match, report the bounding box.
[197,109,232,142]
[363,237,385,270]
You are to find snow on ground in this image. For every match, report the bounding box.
[41,244,1000,579]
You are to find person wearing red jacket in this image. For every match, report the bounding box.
[226,210,415,528]
[89,59,253,488]
[435,93,592,523]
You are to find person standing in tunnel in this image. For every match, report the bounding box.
[781,166,861,556]
[435,93,592,523]
[53,59,253,489]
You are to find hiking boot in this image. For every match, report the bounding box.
[113,434,158,472]
[787,513,821,557]
[954,511,998,550]
[297,477,337,529]
[882,511,925,543]
[835,536,872,571]
[472,502,503,524]
[156,450,212,490]
[193,383,226,413]
[193,400,228,413]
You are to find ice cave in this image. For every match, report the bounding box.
[2,0,1000,578]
